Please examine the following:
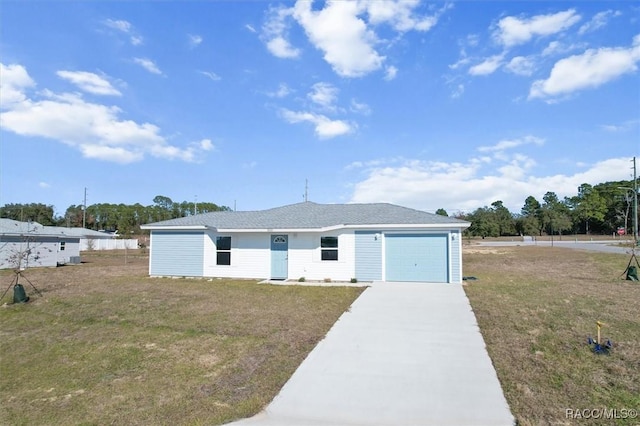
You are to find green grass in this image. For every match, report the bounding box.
[3,248,638,425]
[0,253,364,425]
[464,246,640,425]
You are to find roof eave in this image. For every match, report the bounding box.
[146,222,471,233]
[141,225,210,231]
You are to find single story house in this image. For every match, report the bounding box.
[46,226,127,251]
[141,202,471,283]
[0,219,81,269]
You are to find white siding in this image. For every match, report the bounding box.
[0,236,79,269]
[202,232,270,279]
[200,231,356,281]
[57,238,81,265]
[288,231,355,282]
[450,231,462,283]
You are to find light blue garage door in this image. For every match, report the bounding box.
[150,230,204,277]
[385,234,449,282]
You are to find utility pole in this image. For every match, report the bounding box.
[83,187,87,229]
[304,179,308,202]
[633,157,638,244]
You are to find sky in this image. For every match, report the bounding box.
[1,0,639,217]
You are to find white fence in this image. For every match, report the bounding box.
[80,238,138,251]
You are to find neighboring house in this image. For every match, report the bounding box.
[141,202,471,283]
[0,219,81,269]
[47,227,127,251]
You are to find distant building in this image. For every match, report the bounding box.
[0,219,82,268]
[0,219,127,268]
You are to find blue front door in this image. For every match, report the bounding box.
[270,235,288,279]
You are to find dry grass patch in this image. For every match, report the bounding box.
[464,246,640,425]
[0,251,364,425]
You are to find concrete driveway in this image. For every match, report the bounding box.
[228,282,514,426]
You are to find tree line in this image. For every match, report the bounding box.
[442,180,637,238]
[0,195,230,236]
[1,179,638,237]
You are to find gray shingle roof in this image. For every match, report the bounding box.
[142,202,470,230]
[0,219,115,238]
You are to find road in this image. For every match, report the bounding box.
[473,239,635,255]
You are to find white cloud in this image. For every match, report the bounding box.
[493,9,581,47]
[261,0,445,79]
[466,34,480,47]
[505,56,536,76]
[364,0,443,32]
[541,40,585,57]
[267,83,292,98]
[38,182,51,189]
[308,82,338,110]
[104,19,131,33]
[281,109,353,139]
[601,119,640,132]
[384,65,398,81]
[345,158,388,171]
[245,24,257,33]
[198,138,214,151]
[188,34,203,48]
[262,6,301,59]
[448,57,470,70]
[349,156,633,213]
[450,84,465,99]
[478,135,545,152]
[199,70,221,81]
[468,54,504,76]
[104,18,143,46]
[267,37,301,59]
[541,41,563,57]
[579,10,621,35]
[350,99,371,115]
[0,63,211,164]
[293,1,384,77]
[530,35,640,100]
[133,58,162,75]
[0,63,36,106]
[56,70,121,96]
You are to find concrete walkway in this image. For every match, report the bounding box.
[228,282,514,426]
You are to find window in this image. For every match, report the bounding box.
[321,236,338,261]
[60,241,66,251]
[216,236,231,265]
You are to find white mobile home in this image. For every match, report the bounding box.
[141,202,471,283]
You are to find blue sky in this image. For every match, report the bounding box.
[1,1,639,216]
